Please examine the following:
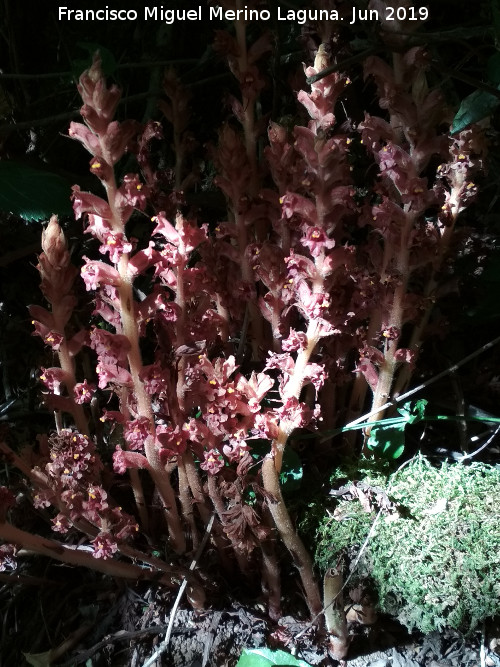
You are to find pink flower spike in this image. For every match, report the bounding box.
[76,55,119,115]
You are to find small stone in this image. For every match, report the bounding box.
[369,659,389,667]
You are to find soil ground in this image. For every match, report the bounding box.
[23,585,497,667]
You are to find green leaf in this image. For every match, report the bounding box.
[0,161,72,221]
[366,423,406,459]
[397,398,427,423]
[236,647,312,667]
[367,400,426,459]
[451,89,500,134]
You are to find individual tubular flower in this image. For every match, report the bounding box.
[200,450,225,475]
[81,258,121,291]
[73,380,96,405]
[91,532,118,559]
[124,417,151,451]
[111,447,153,475]
[39,367,68,393]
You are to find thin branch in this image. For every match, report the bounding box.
[141,513,215,667]
[431,60,500,100]
[0,60,199,80]
[59,624,193,666]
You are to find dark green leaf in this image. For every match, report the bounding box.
[451,89,500,134]
[366,423,405,459]
[236,647,312,667]
[0,161,72,221]
[397,399,427,424]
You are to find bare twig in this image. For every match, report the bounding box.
[141,513,215,667]
[59,624,193,666]
[0,60,198,80]
[457,425,500,462]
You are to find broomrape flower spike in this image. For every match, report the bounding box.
[2,19,484,658]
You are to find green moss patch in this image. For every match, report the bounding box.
[314,456,500,633]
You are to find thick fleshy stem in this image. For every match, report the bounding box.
[100,160,185,554]
[262,320,323,618]
[260,506,281,621]
[262,457,323,619]
[118,387,149,531]
[367,210,415,432]
[0,521,192,589]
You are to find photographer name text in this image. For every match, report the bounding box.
[57,5,429,25]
